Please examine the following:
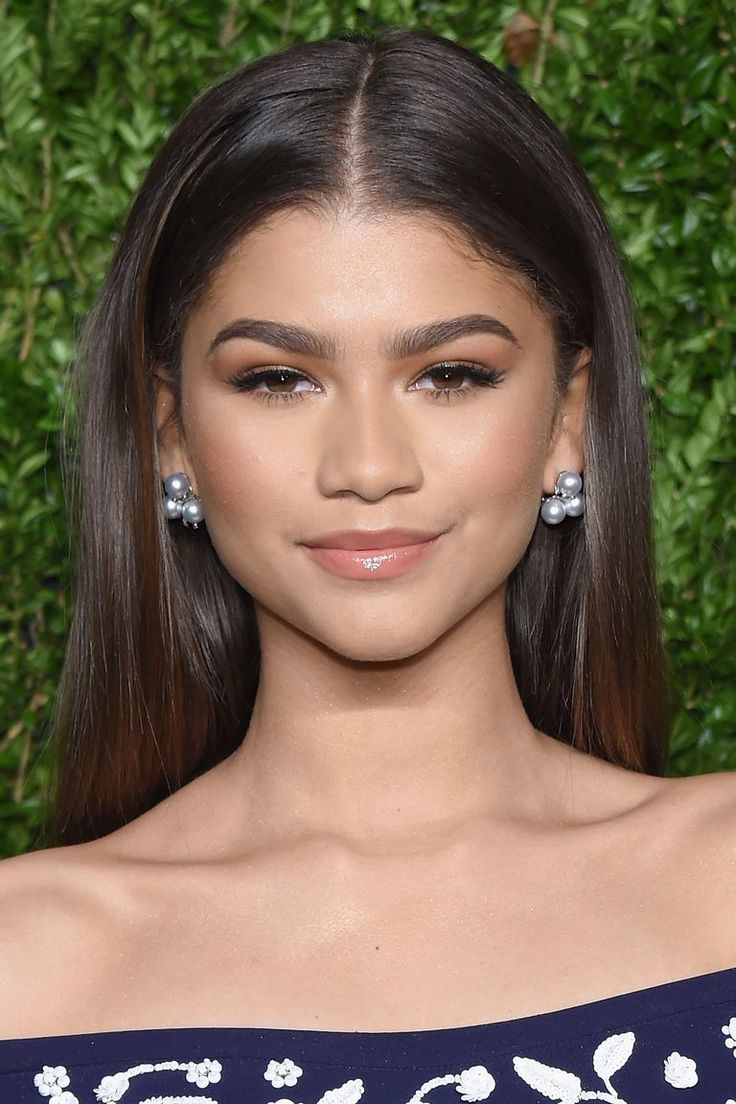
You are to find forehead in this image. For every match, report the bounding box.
[186,208,553,356]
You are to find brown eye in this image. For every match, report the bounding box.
[226,367,316,403]
[261,369,302,393]
[412,362,506,401]
[428,366,467,390]
[226,361,505,406]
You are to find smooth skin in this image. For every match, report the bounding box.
[0,209,734,1039]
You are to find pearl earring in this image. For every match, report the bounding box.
[540,470,585,526]
[162,472,205,529]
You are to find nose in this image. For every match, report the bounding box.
[315,383,423,501]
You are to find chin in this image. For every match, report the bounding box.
[314,620,447,665]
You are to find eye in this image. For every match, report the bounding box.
[225,361,505,404]
[410,362,506,400]
[226,367,317,404]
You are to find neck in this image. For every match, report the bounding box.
[218,594,567,849]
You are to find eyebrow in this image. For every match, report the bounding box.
[206,312,522,360]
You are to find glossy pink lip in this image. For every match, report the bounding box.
[302,528,443,551]
[302,534,444,580]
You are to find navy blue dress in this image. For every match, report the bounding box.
[2,967,736,1103]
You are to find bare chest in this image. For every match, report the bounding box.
[16,827,731,1038]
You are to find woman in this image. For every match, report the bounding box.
[1,24,734,1104]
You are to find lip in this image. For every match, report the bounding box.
[302,528,444,550]
[302,533,444,580]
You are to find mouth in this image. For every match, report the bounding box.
[301,533,444,581]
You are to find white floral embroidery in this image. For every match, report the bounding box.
[455,1065,496,1102]
[593,1031,636,1092]
[185,1059,222,1088]
[403,1063,495,1103]
[34,1065,74,1098]
[26,1007,736,1104]
[265,1058,304,1088]
[32,1067,79,1103]
[264,1077,364,1104]
[723,1015,736,1052]
[316,1080,364,1104]
[88,1058,223,1102]
[663,1051,698,1088]
[512,1057,584,1103]
[94,1072,130,1101]
[135,1098,217,1103]
[513,1030,635,1103]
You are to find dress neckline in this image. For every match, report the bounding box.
[3,965,735,1070]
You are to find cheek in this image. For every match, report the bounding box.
[432,396,553,597]
[442,401,552,526]
[181,402,305,583]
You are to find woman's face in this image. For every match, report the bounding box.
[157,208,587,661]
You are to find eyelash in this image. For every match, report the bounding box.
[225,362,506,405]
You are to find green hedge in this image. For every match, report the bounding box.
[1,0,734,858]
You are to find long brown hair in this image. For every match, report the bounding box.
[47,26,670,846]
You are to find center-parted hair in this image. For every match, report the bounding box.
[49,26,669,845]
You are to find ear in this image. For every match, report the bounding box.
[542,347,591,495]
[154,366,195,484]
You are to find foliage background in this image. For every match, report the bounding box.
[1,0,734,858]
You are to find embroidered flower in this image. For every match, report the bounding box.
[456,1064,496,1100]
[265,1058,304,1088]
[663,1051,698,1088]
[185,1058,223,1087]
[722,1016,736,1051]
[34,1066,71,1096]
[92,1071,130,1102]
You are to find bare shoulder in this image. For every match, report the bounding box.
[676,767,736,845]
[0,842,110,954]
[557,745,736,897]
[638,768,736,906]
[0,841,140,1038]
[585,764,736,965]
[649,767,736,832]
[561,735,736,837]
[0,838,112,908]
[610,763,736,838]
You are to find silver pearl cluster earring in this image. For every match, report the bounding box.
[162,471,205,529]
[540,470,585,526]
